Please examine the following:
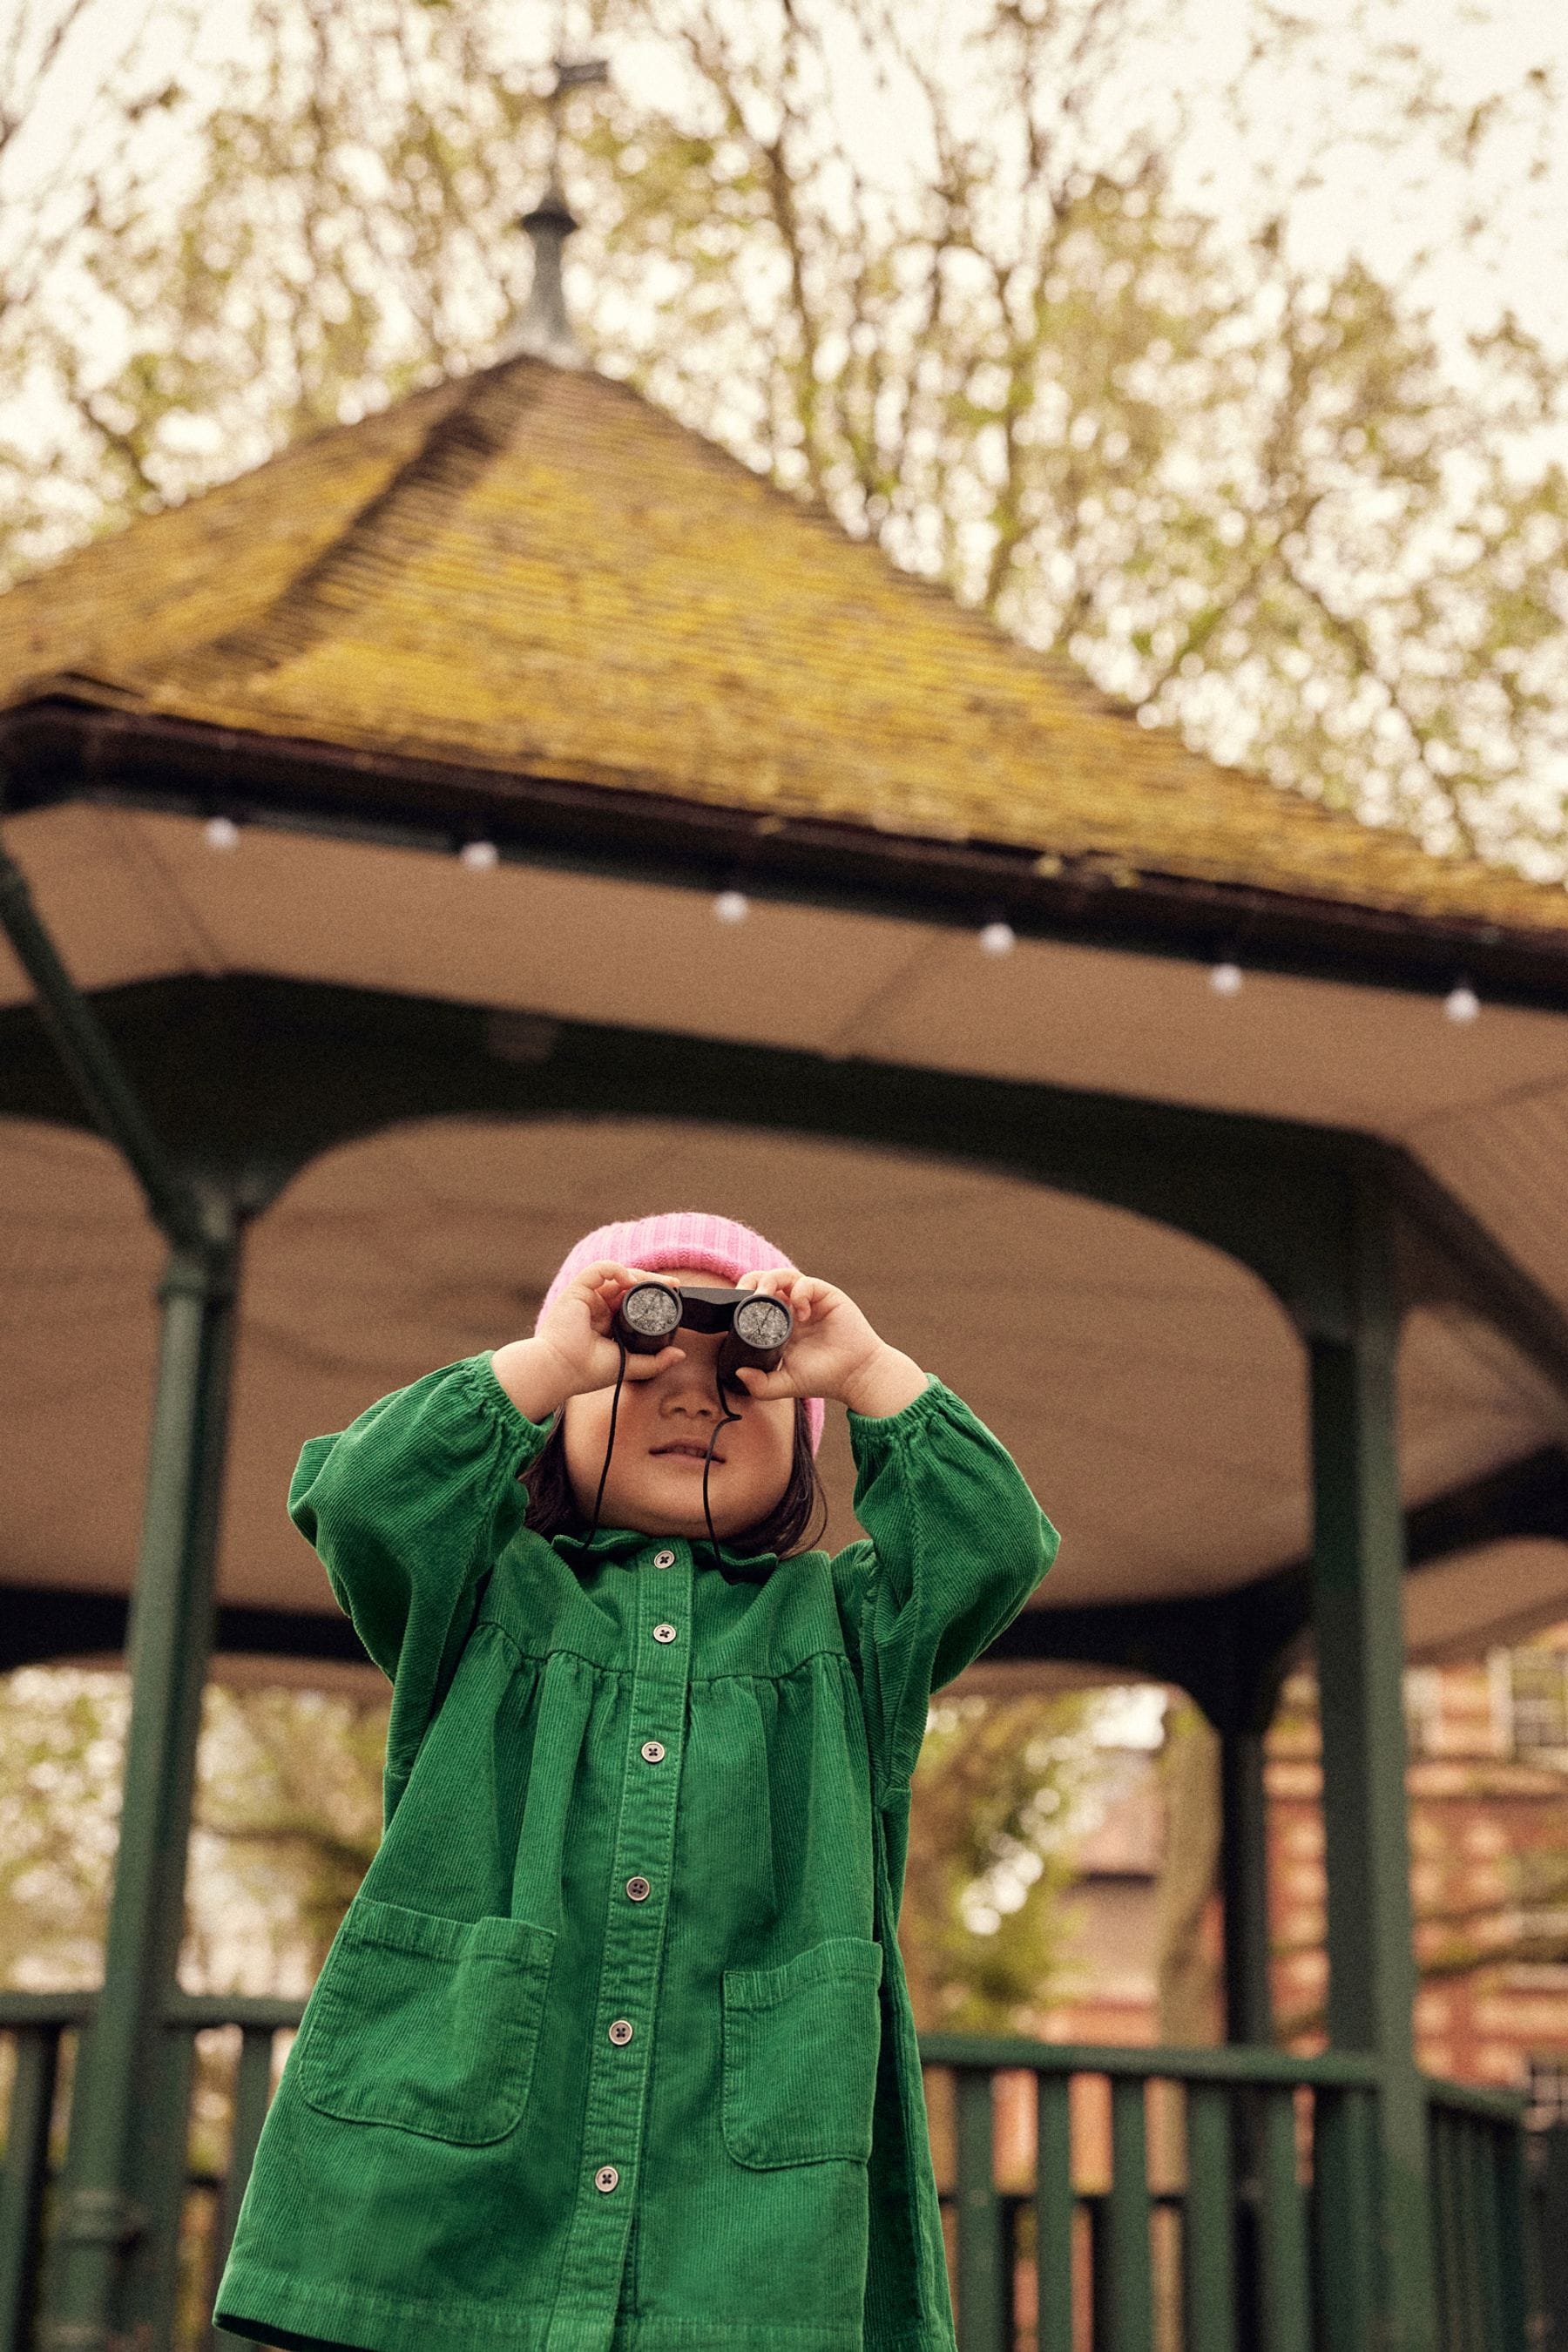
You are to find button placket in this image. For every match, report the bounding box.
[546,1540,692,2347]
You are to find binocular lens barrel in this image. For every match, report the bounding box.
[733,1295,791,1353]
[619,1282,684,1344]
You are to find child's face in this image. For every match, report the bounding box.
[561,1267,800,1542]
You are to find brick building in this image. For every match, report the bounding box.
[1027,1639,1568,2126]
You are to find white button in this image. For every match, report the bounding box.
[626,1876,651,1903]
[595,2164,619,2193]
[609,2018,634,2045]
[653,1548,676,1569]
[641,1740,666,1764]
[652,1623,677,1644]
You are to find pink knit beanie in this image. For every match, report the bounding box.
[536,1212,825,1453]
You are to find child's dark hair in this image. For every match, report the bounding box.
[520,1397,828,1558]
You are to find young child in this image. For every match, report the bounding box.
[214,1210,1059,2352]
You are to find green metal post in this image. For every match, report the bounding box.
[0,838,203,1250]
[40,1216,241,2352]
[1308,1174,1436,2352]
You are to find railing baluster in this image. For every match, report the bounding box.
[1106,2076,1152,2352]
[1034,2073,1072,2352]
[1184,2082,1235,2352]
[956,2068,1005,2352]
[208,2026,276,2349]
[1457,2112,1488,2352]
[1443,2107,1471,2352]
[1432,2105,1462,2349]
[1315,2084,1375,2352]
[1256,2085,1310,2352]
[1490,2112,1528,2352]
[120,2022,197,2349]
[1470,2119,1504,2352]
[1537,2124,1568,2352]
[0,2026,61,2352]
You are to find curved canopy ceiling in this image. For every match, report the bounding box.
[3,1093,1563,1667]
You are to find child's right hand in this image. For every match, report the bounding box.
[493,1263,686,1422]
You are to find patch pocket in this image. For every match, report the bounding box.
[298,1896,556,2145]
[722,1935,884,2168]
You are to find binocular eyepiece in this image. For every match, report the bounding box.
[614,1281,793,1397]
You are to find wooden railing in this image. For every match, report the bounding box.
[919,2035,1549,2352]
[1,2002,1553,2352]
[1424,2077,1535,2352]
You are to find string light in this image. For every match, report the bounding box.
[1444,983,1480,1024]
[1210,961,1243,997]
[203,816,240,851]
[713,889,750,923]
[459,839,499,870]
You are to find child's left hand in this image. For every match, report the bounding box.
[732,1270,927,1419]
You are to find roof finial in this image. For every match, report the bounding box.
[507,54,609,370]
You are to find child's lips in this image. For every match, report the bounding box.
[651,1444,724,1467]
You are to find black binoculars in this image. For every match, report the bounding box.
[613,1281,794,1397]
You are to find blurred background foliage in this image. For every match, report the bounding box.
[0,1665,1161,2028]
[0,0,1564,869]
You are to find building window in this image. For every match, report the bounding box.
[1526,2058,1568,2132]
[1490,1647,1568,1763]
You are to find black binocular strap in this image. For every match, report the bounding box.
[585,1336,740,1575]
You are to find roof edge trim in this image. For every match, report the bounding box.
[6,693,1568,1015]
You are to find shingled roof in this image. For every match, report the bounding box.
[2,353,1563,941]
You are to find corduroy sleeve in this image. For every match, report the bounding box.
[835,1374,1059,1799]
[288,1352,552,1785]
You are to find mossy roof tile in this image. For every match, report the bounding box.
[2,355,1563,938]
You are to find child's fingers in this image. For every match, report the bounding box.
[574,1260,663,1294]
[735,1362,793,1400]
[740,1267,815,1322]
[573,1263,668,1315]
[625,1344,685,1377]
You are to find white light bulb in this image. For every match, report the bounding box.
[203,815,240,851]
[1444,983,1480,1024]
[979,921,1017,956]
[1210,961,1243,997]
[460,839,499,871]
[714,889,749,924]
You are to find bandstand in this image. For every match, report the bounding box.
[3,229,1568,2351]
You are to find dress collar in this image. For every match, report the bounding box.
[551,1524,781,1583]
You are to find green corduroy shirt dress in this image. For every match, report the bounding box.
[214,1352,1059,2352]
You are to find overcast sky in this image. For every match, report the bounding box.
[10,0,1567,355]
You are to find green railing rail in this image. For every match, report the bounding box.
[1,2003,1558,2352]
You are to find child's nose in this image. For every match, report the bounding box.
[664,1355,722,1410]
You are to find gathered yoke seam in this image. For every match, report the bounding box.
[474,1614,858,1688]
